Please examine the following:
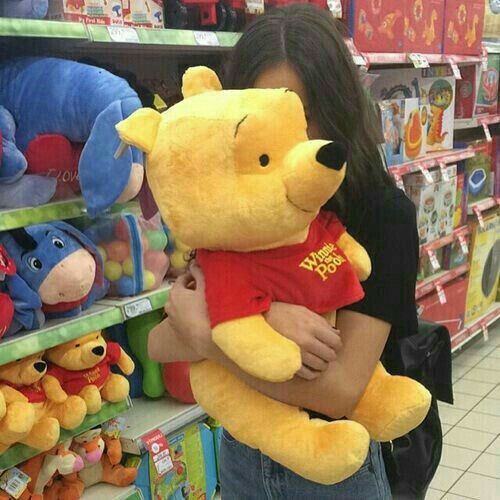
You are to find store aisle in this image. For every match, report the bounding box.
[427,322,500,500]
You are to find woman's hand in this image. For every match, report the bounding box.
[265,303,342,380]
[165,263,214,359]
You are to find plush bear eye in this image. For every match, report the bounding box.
[28,257,43,271]
[259,154,270,167]
[52,237,65,249]
[75,343,80,348]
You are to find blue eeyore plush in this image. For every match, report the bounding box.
[0,221,108,335]
[0,0,48,19]
[0,57,144,216]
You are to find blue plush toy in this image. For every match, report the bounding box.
[0,0,48,19]
[0,105,56,209]
[0,57,144,216]
[0,221,109,335]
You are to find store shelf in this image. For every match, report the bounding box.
[0,198,86,232]
[415,263,469,300]
[388,148,475,177]
[0,399,131,471]
[0,304,121,366]
[420,226,470,256]
[359,51,483,67]
[451,303,500,353]
[120,397,206,455]
[82,484,143,500]
[455,114,500,130]
[484,40,500,54]
[0,17,87,40]
[467,197,499,215]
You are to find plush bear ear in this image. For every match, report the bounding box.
[182,66,222,98]
[115,108,162,154]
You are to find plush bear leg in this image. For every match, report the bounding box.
[190,360,370,485]
[349,362,432,442]
[102,456,137,486]
[21,417,59,451]
[46,396,87,429]
[0,401,36,451]
[101,374,130,403]
[79,385,102,415]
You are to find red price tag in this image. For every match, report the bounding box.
[473,206,485,229]
[482,122,493,142]
[143,429,174,477]
[427,249,441,271]
[481,322,489,342]
[393,172,406,193]
[418,163,433,184]
[436,283,447,304]
[457,234,469,255]
[439,161,450,182]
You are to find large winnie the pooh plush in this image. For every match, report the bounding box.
[116,66,431,485]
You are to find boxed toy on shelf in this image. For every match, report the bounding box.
[442,0,485,55]
[443,234,470,270]
[465,212,499,325]
[48,0,124,24]
[455,64,478,119]
[418,246,445,281]
[403,0,445,54]
[475,53,499,116]
[453,163,468,229]
[463,142,494,205]
[122,0,164,28]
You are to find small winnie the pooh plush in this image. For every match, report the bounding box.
[115,66,431,485]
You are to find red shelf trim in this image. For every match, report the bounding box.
[420,226,470,256]
[415,263,470,299]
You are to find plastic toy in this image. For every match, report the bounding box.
[0,57,144,216]
[164,0,228,30]
[45,331,134,415]
[0,0,48,19]
[116,66,432,485]
[0,222,108,334]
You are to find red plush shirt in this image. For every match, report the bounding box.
[47,342,121,395]
[2,380,46,403]
[196,211,365,328]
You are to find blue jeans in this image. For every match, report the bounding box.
[220,431,392,499]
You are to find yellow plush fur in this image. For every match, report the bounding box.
[117,66,431,485]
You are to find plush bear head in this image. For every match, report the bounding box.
[116,66,347,252]
[0,352,47,386]
[45,331,107,371]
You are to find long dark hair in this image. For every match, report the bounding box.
[223,4,393,220]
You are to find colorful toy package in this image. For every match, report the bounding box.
[83,212,169,297]
[122,0,163,28]
[379,99,405,166]
[403,0,445,54]
[453,164,468,229]
[443,0,485,55]
[464,142,494,205]
[465,212,499,325]
[455,64,478,119]
[48,0,124,24]
[475,53,499,116]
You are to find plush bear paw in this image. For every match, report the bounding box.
[79,385,102,415]
[22,417,60,451]
[0,402,36,447]
[101,374,130,403]
[58,395,87,429]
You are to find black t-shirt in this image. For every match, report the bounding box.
[307,184,419,418]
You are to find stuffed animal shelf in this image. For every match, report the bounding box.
[116,66,432,485]
[0,222,108,335]
[0,1,48,19]
[44,331,134,415]
[0,57,144,215]
[0,353,87,453]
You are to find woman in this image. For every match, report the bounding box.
[150,5,419,499]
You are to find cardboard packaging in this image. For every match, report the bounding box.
[417,276,469,336]
[464,142,494,205]
[443,0,485,55]
[455,64,478,119]
[48,0,124,24]
[475,53,499,116]
[122,0,164,28]
[465,212,500,325]
[453,166,468,229]
[418,246,444,281]
[403,0,445,54]
[443,234,470,270]
[346,0,405,53]
[380,100,405,167]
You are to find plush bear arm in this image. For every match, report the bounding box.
[0,385,28,403]
[117,348,135,376]
[103,435,122,465]
[42,375,68,403]
[212,315,301,382]
[337,232,372,281]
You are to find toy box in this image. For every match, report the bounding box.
[122,0,163,28]
[455,64,478,119]
[131,421,217,500]
[48,0,124,24]
[345,0,405,53]
[403,0,445,54]
[417,246,444,281]
[453,166,468,228]
[464,142,494,205]
[465,212,500,325]
[443,0,485,55]
[370,66,455,152]
[403,99,428,162]
[438,164,458,238]
[443,233,470,270]
[417,276,469,336]
[475,53,499,116]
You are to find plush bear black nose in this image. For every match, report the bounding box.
[34,361,46,373]
[316,142,348,171]
[92,346,105,357]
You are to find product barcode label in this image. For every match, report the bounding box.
[327,0,342,18]
[427,249,440,271]
[449,60,462,80]
[124,298,152,318]
[107,26,139,43]
[143,429,174,477]
[418,163,433,184]
[439,161,450,182]
[245,0,264,14]
[482,122,492,142]
[0,468,30,499]
[457,234,469,255]
[408,53,429,69]
[153,448,174,475]
[473,207,485,229]
[436,284,447,305]
[193,31,220,46]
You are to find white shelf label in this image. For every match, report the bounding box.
[439,161,450,182]
[245,0,264,14]
[418,163,433,184]
[408,53,429,68]
[457,234,469,255]
[393,173,406,193]
[481,322,489,342]
[482,122,493,142]
[473,206,485,229]
[327,0,342,18]
[193,31,220,46]
[427,249,441,271]
[107,26,139,43]
[449,60,462,80]
[436,284,447,305]
[124,298,152,318]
